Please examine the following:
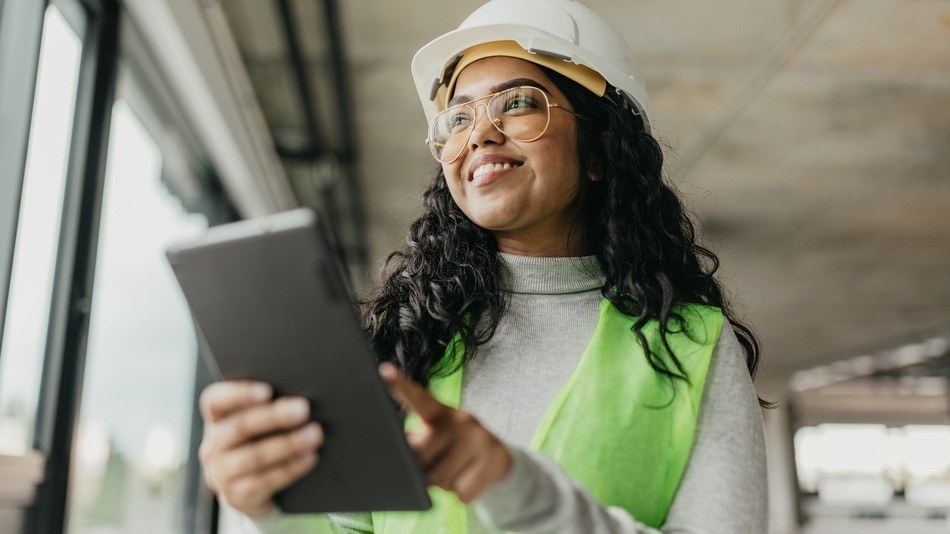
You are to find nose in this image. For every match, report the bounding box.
[467,102,505,150]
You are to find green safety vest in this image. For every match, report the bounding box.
[373,300,722,533]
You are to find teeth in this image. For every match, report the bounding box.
[473,162,515,179]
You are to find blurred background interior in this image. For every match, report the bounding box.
[0,0,948,533]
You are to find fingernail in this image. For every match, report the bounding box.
[281,397,310,419]
[298,451,318,466]
[299,423,322,445]
[249,383,272,401]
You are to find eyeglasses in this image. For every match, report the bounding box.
[426,85,585,163]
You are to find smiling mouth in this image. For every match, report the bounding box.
[471,162,521,181]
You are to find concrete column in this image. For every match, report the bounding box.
[764,399,802,534]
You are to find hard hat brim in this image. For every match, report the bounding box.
[412,24,653,131]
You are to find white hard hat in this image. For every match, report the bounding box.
[411,0,653,131]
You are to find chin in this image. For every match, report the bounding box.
[470,219,510,232]
[462,205,515,231]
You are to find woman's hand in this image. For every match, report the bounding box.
[197,380,324,518]
[379,363,512,503]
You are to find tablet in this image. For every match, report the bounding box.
[165,208,431,514]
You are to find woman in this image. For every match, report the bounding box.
[198,1,769,532]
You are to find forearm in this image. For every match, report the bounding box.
[474,447,660,533]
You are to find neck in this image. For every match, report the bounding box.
[493,227,589,258]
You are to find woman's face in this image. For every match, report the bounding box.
[441,56,587,257]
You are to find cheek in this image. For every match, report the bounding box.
[539,138,582,188]
[442,162,460,182]
[441,164,466,203]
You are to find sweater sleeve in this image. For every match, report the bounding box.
[472,322,768,533]
[223,502,373,534]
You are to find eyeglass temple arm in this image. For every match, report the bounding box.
[549,103,590,123]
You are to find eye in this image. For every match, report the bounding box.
[502,89,543,115]
[443,106,474,133]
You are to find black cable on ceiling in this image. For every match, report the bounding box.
[272,0,367,270]
[275,0,325,153]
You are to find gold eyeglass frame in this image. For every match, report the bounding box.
[425,85,586,164]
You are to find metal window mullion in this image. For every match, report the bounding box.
[183,343,218,534]
[0,0,47,348]
[25,1,119,532]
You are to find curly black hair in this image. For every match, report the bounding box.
[362,65,765,406]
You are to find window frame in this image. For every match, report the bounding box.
[23,1,120,533]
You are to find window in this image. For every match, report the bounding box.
[66,100,211,533]
[795,422,950,528]
[1,2,233,531]
[0,3,82,457]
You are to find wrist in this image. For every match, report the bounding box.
[230,498,276,520]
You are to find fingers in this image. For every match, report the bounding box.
[379,365,512,503]
[407,409,471,470]
[417,411,511,502]
[452,468,484,504]
[214,422,323,483]
[379,363,447,424]
[208,423,323,516]
[209,396,312,453]
[451,430,512,503]
[200,380,272,423]
[422,432,511,503]
[426,443,476,491]
[199,394,314,480]
[221,450,318,517]
[197,380,322,519]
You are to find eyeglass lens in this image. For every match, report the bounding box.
[428,86,552,163]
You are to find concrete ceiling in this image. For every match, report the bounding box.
[218,0,950,397]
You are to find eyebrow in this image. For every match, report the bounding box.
[448,78,553,108]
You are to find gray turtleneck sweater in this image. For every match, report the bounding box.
[240,254,768,533]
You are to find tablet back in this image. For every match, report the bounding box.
[166,208,430,513]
